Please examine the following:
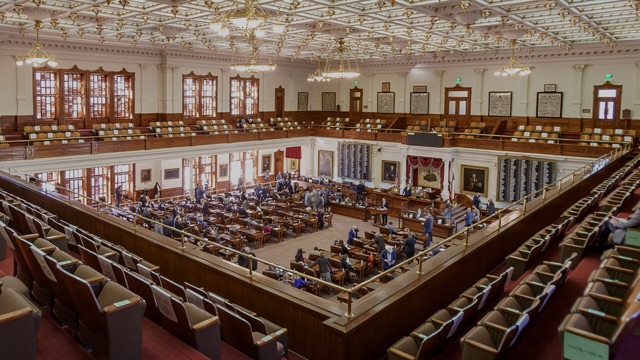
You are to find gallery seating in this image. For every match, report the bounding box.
[0,281,42,360]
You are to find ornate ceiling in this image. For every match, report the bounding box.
[1,0,639,70]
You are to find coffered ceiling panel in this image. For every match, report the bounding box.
[1,0,639,69]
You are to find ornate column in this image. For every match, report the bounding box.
[366,74,374,112]
[139,63,148,115]
[572,64,587,118]
[397,72,407,113]
[156,64,168,115]
[15,56,29,117]
[433,70,444,114]
[473,68,485,116]
[441,158,452,200]
[634,61,640,108]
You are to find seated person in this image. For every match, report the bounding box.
[295,248,307,264]
[237,246,257,271]
[237,206,249,218]
[385,221,399,237]
[317,209,325,229]
[340,253,356,273]
[337,239,349,254]
[423,246,446,259]
[598,207,640,248]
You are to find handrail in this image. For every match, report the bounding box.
[0,137,630,322]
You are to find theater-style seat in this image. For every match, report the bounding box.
[0,284,42,360]
[227,303,289,359]
[478,309,530,347]
[122,268,163,324]
[215,304,284,360]
[558,313,616,356]
[152,285,222,360]
[495,295,541,320]
[510,283,556,312]
[1,224,38,287]
[57,263,145,359]
[388,325,443,360]
[41,252,81,327]
[460,323,517,360]
[447,296,480,332]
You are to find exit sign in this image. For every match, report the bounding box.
[456,77,462,83]
[605,73,613,79]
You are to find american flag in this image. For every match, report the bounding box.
[449,168,455,202]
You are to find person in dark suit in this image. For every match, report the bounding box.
[472,193,481,208]
[114,185,123,208]
[598,207,640,247]
[465,207,474,227]
[487,199,496,215]
[404,233,417,260]
[423,212,433,247]
[355,181,366,203]
[402,184,412,197]
[381,245,397,271]
[380,197,390,224]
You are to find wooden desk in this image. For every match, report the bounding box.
[238,228,265,248]
[401,215,457,238]
[332,202,369,221]
[368,208,387,225]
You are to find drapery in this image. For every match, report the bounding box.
[406,156,444,189]
[285,146,301,159]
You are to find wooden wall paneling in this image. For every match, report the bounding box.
[259,131,288,141]
[31,143,92,159]
[0,146,28,161]
[190,134,229,146]
[95,140,146,154]
[145,137,192,150]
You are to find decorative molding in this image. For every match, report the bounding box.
[572,64,587,71]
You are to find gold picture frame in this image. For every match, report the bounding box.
[382,160,399,183]
[382,82,391,92]
[461,165,489,197]
[318,150,333,178]
[218,163,229,180]
[141,169,151,183]
[289,158,299,172]
[261,154,272,173]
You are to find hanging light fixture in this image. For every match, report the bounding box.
[322,38,360,79]
[307,58,330,82]
[230,31,276,73]
[494,40,531,76]
[16,20,57,67]
[229,0,267,30]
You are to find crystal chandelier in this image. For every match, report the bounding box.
[16,20,57,67]
[494,41,531,76]
[229,0,266,29]
[307,59,330,82]
[322,38,360,79]
[230,32,275,73]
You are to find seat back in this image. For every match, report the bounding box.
[0,224,33,286]
[0,288,41,360]
[215,304,259,358]
[123,269,163,324]
[15,236,54,306]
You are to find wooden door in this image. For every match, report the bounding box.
[350,87,363,122]
[275,86,285,118]
[593,82,622,129]
[274,150,284,176]
[444,84,472,127]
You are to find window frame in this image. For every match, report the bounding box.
[230,74,259,118]
[183,72,218,119]
[593,81,622,123]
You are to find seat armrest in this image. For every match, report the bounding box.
[464,339,499,355]
[103,297,142,313]
[483,321,509,332]
[256,332,280,346]
[564,328,610,344]
[388,348,416,360]
[512,293,537,302]
[601,265,635,275]
[20,233,39,240]
[192,316,219,330]
[38,245,57,255]
[588,292,624,304]
[0,308,33,324]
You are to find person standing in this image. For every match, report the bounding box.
[423,212,433,247]
[381,245,397,271]
[347,225,359,245]
[355,181,366,203]
[114,184,123,208]
[404,233,417,260]
[153,181,161,200]
[465,207,474,228]
[371,232,386,253]
[380,197,390,224]
[307,252,332,284]
[472,193,481,208]
[487,199,496,215]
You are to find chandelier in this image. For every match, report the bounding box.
[322,38,360,79]
[230,31,275,73]
[307,59,330,82]
[16,20,57,67]
[494,41,531,76]
[210,0,285,38]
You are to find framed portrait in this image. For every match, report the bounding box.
[318,150,333,178]
[141,169,151,183]
[536,92,563,118]
[218,163,229,180]
[410,92,429,115]
[461,165,489,197]
[488,91,512,117]
[289,158,299,172]
[382,160,399,183]
[164,168,180,180]
[382,82,391,92]
[377,92,395,114]
[413,85,427,93]
[261,154,272,173]
[322,92,336,111]
[297,92,309,111]
[544,84,556,92]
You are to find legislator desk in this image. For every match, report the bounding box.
[331,202,369,221]
[372,190,445,219]
[401,214,458,238]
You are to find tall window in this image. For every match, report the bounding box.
[113,164,132,201]
[34,70,58,120]
[35,171,58,192]
[64,169,85,202]
[230,75,259,116]
[113,73,133,119]
[33,67,134,126]
[183,72,218,119]
[194,155,216,188]
[62,71,85,120]
[89,73,109,120]
[90,167,108,201]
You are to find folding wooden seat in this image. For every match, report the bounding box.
[215,304,284,360]
[460,324,517,360]
[571,296,622,319]
[0,283,42,360]
[506,242,543,278]
[587,268,634,299]
[495,295,541,320]
[478,308,529,347]
[121,269,163,324]
[461,283,491,310]
[57,263,145,359]
[601,245,640,267]
[1,225,38,287]
[558,313,617,357]
[510,283,556,312]
[328,257,346,286]
[447,296,479,332]
[30,216,67,250]
[388,325,443,360]
[152,285,221,359]
[42,250,81,326]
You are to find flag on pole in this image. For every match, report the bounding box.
[449,169,455,202]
